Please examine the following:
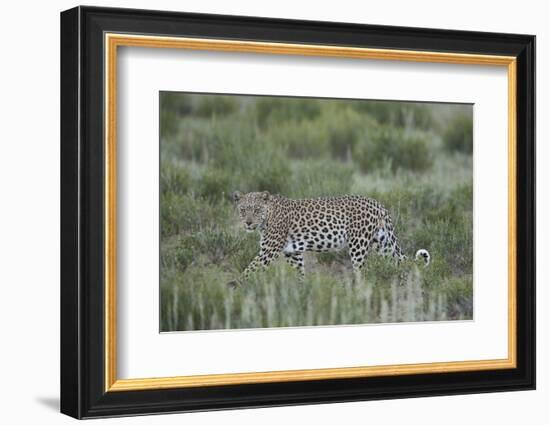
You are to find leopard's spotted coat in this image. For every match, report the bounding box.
[232,191,430,282]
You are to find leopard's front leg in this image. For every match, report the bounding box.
[240,228,286,283]
[284,253,305,280]
[229,251,277,288]
[242,248,280,280]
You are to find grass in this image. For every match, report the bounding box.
[160,263,455,331]
[159,93,473,332]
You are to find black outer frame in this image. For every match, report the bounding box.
[60,5,535,419]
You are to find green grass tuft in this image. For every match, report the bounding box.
[442,113,473,154]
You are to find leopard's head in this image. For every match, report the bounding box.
[231,191,271,232]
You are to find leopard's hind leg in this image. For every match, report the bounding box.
[347,234,374,286]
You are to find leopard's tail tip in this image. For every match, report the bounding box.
[415,249,431,266]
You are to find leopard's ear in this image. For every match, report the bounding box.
[231,191,243,203]
[261,191,270,201]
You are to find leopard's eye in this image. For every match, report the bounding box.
[253,206,261,214]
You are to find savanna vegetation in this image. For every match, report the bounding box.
[159,92,473,331]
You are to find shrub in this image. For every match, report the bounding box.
[262,119,330,159]
[159,92,194,138]
[192,117,293,194]
[249,161,292,194]
[197,160,292,199]
[262,106,376,161]
[442,114,473,154]
[169,118,215,162]
[363,254,406,282]
[408,185,473,275]
[353,101,435,131]
[194,95,239,118]
[255,97,321,127]
[167,114,259,164]
[441,276,473,319]
[160,192,233,238]
[320,106,376,160]
[160,93,238,138]
[289,159,354,198]
[160,160,191,196]
[187,226,248,265]
[196,167,233,202]
[160,234,199,272]
[204,117,275,169]
[353,126,433,173]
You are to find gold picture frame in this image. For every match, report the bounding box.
[104,34,517,392]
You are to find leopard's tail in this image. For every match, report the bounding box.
[414,249,431,267]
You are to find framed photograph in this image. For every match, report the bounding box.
[60,6,535,419]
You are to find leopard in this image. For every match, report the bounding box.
[231,190,430,284]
